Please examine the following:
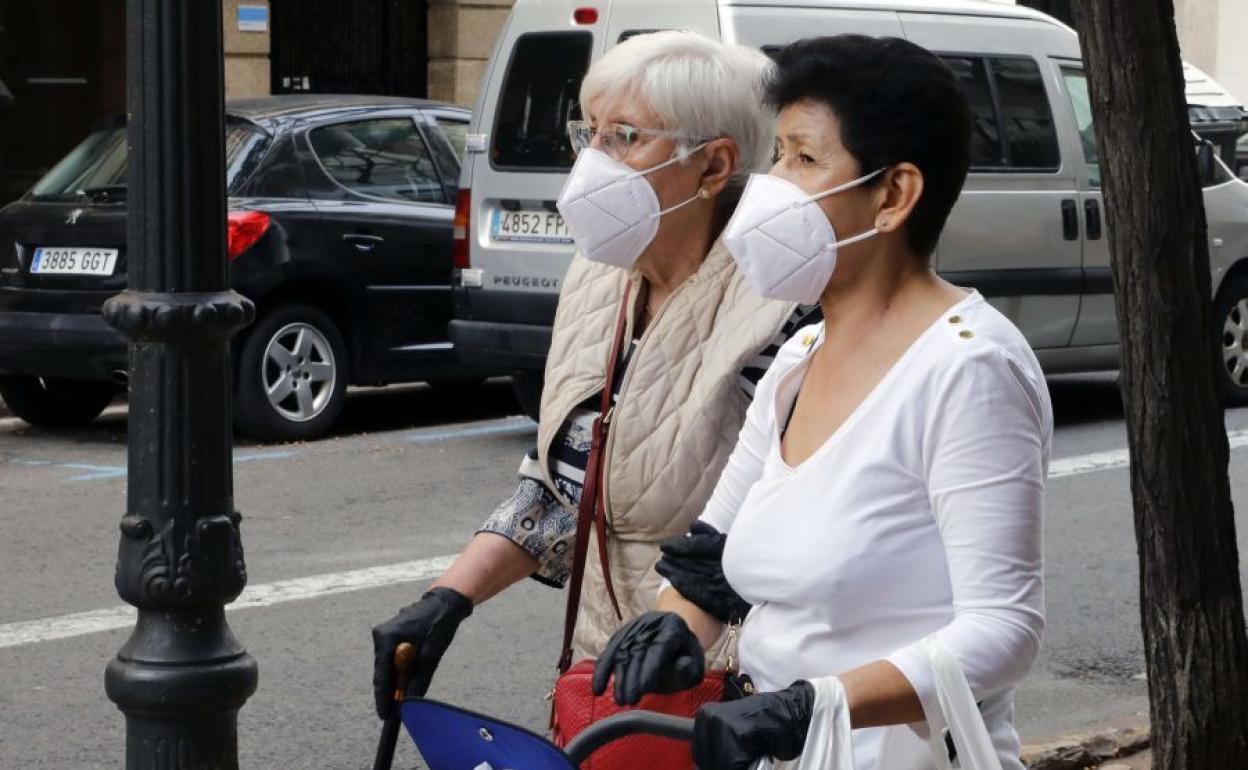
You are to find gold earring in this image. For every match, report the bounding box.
[699,188,711,199]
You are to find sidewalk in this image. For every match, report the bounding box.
[1023,717,1149,770]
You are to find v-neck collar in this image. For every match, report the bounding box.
[771,290,983,473]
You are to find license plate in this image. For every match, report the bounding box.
[31,247,119,276]
[491,208,572,244]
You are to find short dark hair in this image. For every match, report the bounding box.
[765,35,972,257]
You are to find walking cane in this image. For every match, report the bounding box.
[373,642,416,770]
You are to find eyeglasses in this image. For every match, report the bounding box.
[566,120,708,160]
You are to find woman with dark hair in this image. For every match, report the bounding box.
[593,35,1052,769]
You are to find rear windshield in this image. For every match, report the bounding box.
[491,31,592,171]
[29,120,271,202]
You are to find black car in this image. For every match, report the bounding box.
[0,95,497,440]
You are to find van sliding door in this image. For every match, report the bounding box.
[902,14,1082,350]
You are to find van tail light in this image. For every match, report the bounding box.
[573,7,599,24]
[453,188,471,269]
[227,210,271,261]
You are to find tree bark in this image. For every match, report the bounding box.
[1071,2,1248,766]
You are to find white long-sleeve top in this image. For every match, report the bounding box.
[701,291,1051,769]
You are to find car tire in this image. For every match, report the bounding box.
[234,303,348,441]
[0,375,117,428]
[1215,274,1248,406]
[511,369,543,422]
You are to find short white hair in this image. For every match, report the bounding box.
[579,31,775,184]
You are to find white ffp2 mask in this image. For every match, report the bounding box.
[722,168,885,303]
[556,146,705,269]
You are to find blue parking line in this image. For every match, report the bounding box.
[64,463,128,482]
[11,449,301,483]
[234,450,297,463]
[402,416,535,444]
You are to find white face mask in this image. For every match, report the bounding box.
[556,146,706,269]
[722,168,885,304]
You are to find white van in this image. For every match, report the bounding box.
[449,0,1248,418]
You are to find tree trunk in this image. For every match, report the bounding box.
[1070,2,1248,766]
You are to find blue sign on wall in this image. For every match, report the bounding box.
[238,5,268,33]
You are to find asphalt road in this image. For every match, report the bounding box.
[2,375,1247,768]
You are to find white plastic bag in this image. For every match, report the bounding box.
[873,637,1004,770]
[753,637,1002,770]
[753,677,854,770]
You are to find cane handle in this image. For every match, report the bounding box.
[392,642,416,702]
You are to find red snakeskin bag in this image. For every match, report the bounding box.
[548,284,725,770]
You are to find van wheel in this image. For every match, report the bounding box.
[235,304,348,441]
[511,370,543,422]
[0,375,117,428]
[1216,274,1248,406]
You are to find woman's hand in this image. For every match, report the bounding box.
[692,681,816,770]
[370,587,473,718]
[657,521,752,625]
[592,611,705,705]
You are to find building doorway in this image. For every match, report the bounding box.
[269,0,428,97]
[0,0,125,205]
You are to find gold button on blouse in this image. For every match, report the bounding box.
[948,315,963,324]
[959,329,975,339]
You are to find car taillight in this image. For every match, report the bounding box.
[227,210,271,261]
[453,189,471,269]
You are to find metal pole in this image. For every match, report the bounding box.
[103,0,257,766]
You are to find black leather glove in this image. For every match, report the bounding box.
[656,521,752,625]
[371,586,473,718]
[693,680,816,770]
[592,611,705,706]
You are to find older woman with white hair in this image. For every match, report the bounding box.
[371,30,818,716]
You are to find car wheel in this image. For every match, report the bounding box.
[1216,274,1248,405]
[235,304,348,441]
[0,375,117,428]
[511,369,543,422]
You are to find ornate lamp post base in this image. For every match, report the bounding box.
[106,0,259,765]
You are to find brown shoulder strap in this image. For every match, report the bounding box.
[558,282,632,673]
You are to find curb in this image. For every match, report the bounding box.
[1023,725,1150,770]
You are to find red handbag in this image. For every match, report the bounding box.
[549,284,725,770]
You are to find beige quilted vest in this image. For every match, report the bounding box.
[537,240,796,663]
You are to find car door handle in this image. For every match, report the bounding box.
[343,233,385,252]
[1084,199,1102,241]
[1061,199,1079,241]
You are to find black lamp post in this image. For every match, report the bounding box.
[102,0,258,766]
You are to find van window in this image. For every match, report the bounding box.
[941,55,1059,173]
[1060,67,1101,188]
[994,58,1060,170]
[309,118,446,203]
[492,32,593,171]
[943,57,1005,168]
[620,30,663,43]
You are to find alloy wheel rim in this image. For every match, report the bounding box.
[1223,298,1248,388]
[261,322,336,423]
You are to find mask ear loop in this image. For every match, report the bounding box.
[642,141,715,220]
[799,166,888,209]
[821,226,879,252]
[625,140,712,180]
